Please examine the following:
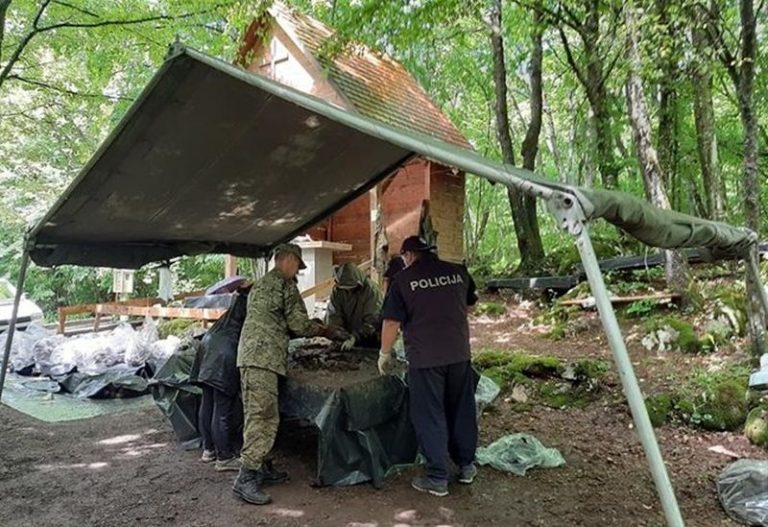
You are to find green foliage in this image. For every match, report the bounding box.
[474,301,506,317]
[534,303,581,341]
[745,407,768,447]
[645,394,674,427]
[0,0,764,308]
[572,358,609,383]
[474,349,607,408]
[675,366,750,431]
[644,316,704,354]
[473,348,562,387]
[158,319,203,339]
[625,299,659,318]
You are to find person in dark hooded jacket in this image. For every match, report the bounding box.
[196,290,248,472]
[326,263,383,350]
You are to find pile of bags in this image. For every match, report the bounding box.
[1,317,182,377]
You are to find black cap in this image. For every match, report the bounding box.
[400,236,435,254]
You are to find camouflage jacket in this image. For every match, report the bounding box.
[237,268,323,374]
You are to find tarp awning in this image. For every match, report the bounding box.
[28,45,755,269]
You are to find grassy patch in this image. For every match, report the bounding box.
[474,349,608,409]
[474,301,506,317]
[157,319,203,339]
[675,365,751,431]
[645,394,674,427]
[745,407,768,447]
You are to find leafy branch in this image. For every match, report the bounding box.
[0,1,231,89]
[7,74,135,101]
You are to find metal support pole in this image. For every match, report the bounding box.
[576,225,685,527]
[746,245,768,321]
[0,250,31,401]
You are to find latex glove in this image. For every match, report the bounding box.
[378,352,394,376]
[340,335,356,351]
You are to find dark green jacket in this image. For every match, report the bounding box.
[326,264,382,342]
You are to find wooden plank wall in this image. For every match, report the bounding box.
[428,162,466,263]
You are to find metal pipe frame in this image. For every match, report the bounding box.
[0,250,31,401]
[551,198,685,526]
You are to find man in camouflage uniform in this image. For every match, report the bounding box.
[326,263,383,350]
[233,243,347,505]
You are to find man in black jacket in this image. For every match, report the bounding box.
[378,236,478,497]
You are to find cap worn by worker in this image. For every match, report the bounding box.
[400,236,435,254]
[275,243,307,270]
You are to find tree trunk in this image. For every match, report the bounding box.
[0,0,11,63]
[691,11,725,220]
[737,0,766,357]
[656,0,679,193]
[584,1,619,189]
[625,1,690,294]
[490,0,545,274]
[587,67,618,189]
[542,94,562,175]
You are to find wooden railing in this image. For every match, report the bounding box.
[56,261,372,334]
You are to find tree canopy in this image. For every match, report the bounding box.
[1,0,766,315]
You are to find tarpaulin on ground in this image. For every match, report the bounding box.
[55,365,149,399]
[280,373,418,487]
[152,346,418,486]
[717,459,768,526]
[149,346,203,449]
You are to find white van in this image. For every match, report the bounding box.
[0,278,44,332]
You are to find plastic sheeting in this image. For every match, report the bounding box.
[717,459,768,526]
[197,293,246,396]
[150,343,203,449]
[0,323,51,373]
[55,365,149,399]
[154,348,499,487]
[476,433,566,476]
[280,373,418,487]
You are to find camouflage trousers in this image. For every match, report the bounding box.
[239,367,279,471]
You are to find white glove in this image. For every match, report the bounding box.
[340,336,356,351]
[378,352,393,375]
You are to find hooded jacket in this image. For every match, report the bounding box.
[326,264,382,342]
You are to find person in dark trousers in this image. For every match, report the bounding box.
[197,290,248,471]
[378,235,478,497]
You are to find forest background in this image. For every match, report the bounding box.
[0,0,763,318]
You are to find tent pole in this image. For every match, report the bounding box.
[0,250,31,401]
[576,225,685,527]
[746,245,768,320]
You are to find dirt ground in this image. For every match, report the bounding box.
[0,296,762,527]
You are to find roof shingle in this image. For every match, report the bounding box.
[268,2,472,150]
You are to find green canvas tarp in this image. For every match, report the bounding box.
[25,45,754,270]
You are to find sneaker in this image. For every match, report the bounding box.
[201,449,216,463]
[215,457,242,472]
[261,460,288,485]
[458,464,477,484]
[233,468,272,505]
[411,476,449,497]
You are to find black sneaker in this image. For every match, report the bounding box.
[233,468,272,505]
[411,476,449,497]
[262,460,289,485]
[458,464,477,484]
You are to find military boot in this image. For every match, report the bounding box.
[262,460,289,485]
[233,467,272,505]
